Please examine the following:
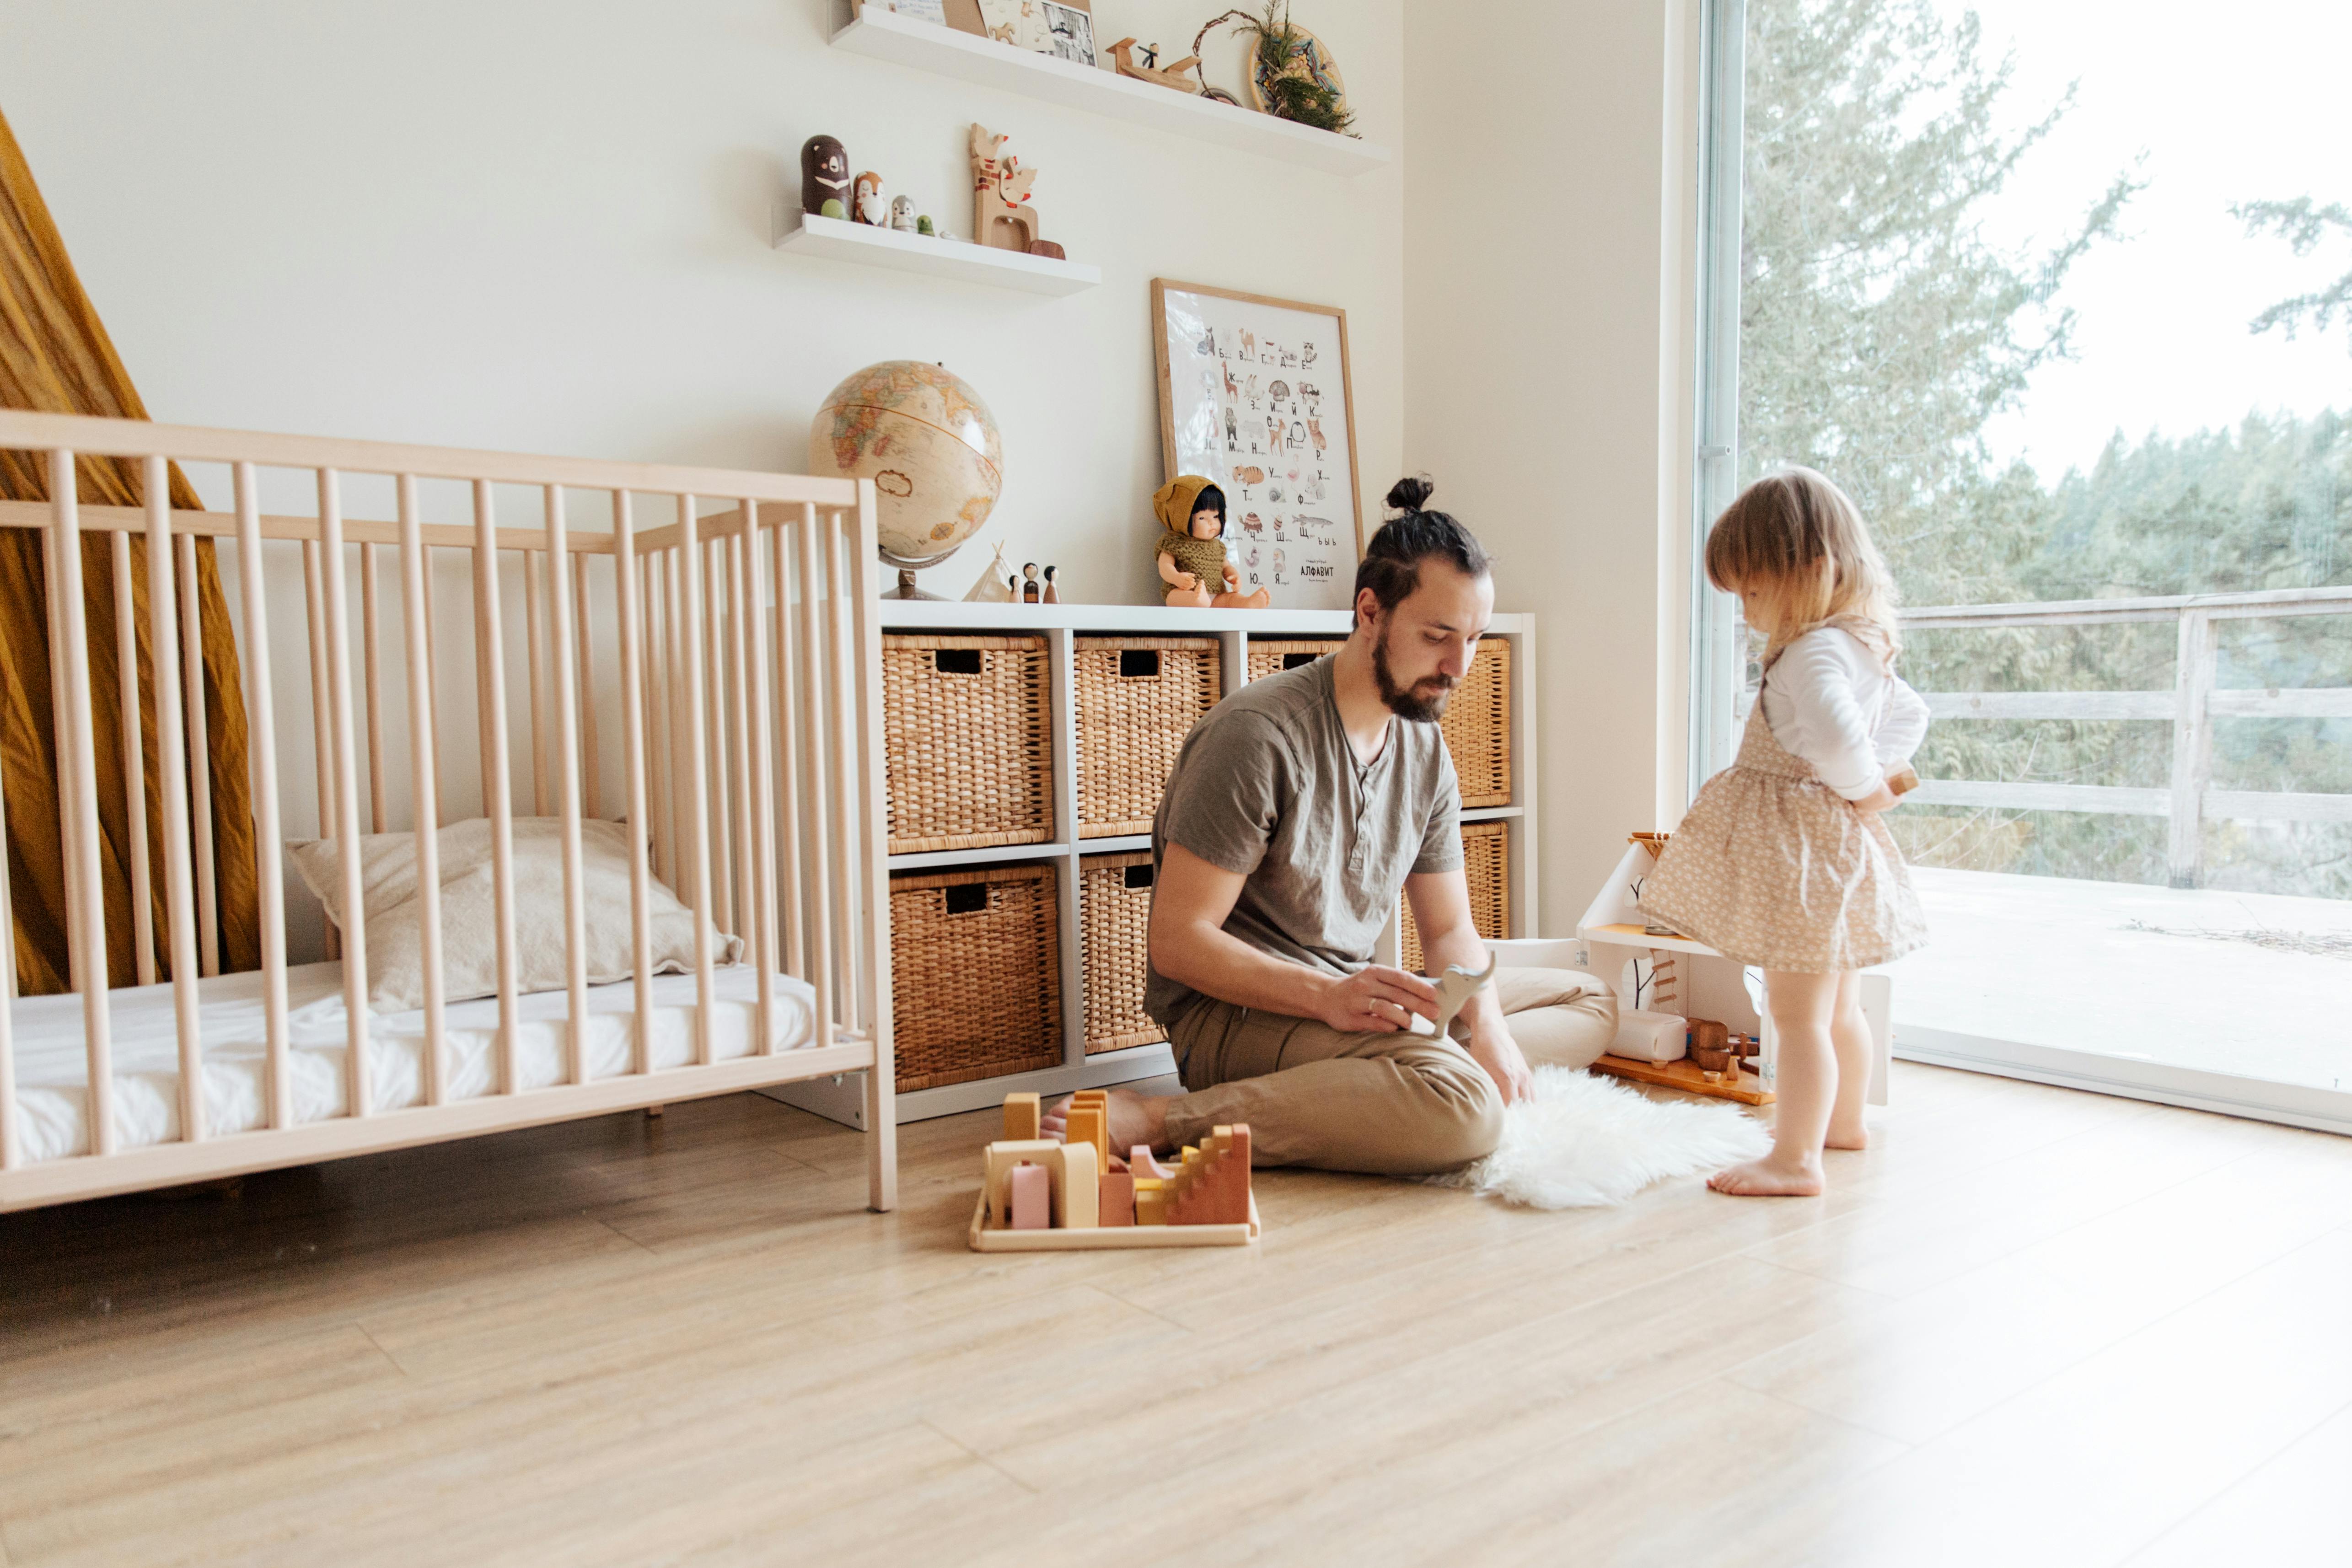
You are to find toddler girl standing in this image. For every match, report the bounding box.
[1640,468,1929,1196]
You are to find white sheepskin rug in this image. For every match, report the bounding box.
[1423,1066,1773,1209]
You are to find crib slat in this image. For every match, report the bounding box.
[547,485,589,1086]
[177,532,219,979]
[793,504,833,1051]
[318,471,371,1117]
[613,491,655,1074]
[726,532,755,951]
[0,641,20,1169]
[43,526,82,1003]
[768,512,804,981]
[822,512,861,1033]
[51,451,117,1155]
[398,475,447,1104]
[111,529,157,988]
[666,549,691,936]
[575,547,600,822]
[702,537,735,937]
[423,540,443,814]
[680,497,715,1066]
[729,519,773,1054]
[526,546,549,818]
[644,552,671,883]
[360,543,388,833]
[302,538,341,964]
[146,455,205,1144]
[474,481,521,1086]
[843,482,895,1208]
[234,462,293,1129]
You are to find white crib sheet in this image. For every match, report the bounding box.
[7,962,821,1165]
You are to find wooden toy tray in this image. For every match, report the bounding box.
[967,1191,1261,1251]
[1590,1052,1775,1106]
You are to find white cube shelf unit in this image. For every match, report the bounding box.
[764,598,1538,1128]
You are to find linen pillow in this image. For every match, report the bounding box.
[288,817,744,1011]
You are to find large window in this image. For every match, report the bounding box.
[1695,0,2352,1130]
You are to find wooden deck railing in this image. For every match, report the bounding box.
[1899,585,2352,888]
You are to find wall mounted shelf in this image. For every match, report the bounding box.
[830,7,1392,178]
[773,208,1101,296]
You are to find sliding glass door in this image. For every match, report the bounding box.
[1693,0,2352,1132]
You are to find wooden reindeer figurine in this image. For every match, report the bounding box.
[969,123,1041,253]
[1107,38,1201,92]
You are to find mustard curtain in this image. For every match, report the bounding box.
[0,103,260,994]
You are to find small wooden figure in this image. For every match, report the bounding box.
[1008,1162,1050,1230]
[852,171,888,226]
[1042,565,1061,604]
[1429,952,1498,1042]
[1107,38,1201,92]
[1152,475,1269,609]
[970,124,1041,253]
[889,193,917,231]
[916,215,936,236]
[1021,562,1042,603]
[801,135,850,218]
[1003,1090,1042,1141]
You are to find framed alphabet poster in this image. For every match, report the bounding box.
[1152,279,1364,610]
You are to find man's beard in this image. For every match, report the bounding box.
[1373,624,1456,723]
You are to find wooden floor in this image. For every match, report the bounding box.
[3,1062,2349,1568]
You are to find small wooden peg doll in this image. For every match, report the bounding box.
[1021,562,1042,603]
[1042,565,1061,604]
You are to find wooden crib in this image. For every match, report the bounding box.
[0,410,896,1214]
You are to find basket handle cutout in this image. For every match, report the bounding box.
[1118,649,1161,679]
[1282,652,1318,670]
[1123,864,1155,890]
[943,883,991,915]
[934,648,984,675]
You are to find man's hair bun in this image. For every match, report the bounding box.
[1385,475,1434,515]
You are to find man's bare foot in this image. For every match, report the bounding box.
[1824,1117,1869,1151]
[1708,1157,1825,1197]
[1041,1088,1173,1155]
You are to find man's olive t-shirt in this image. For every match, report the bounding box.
[1144,655,1462,1028]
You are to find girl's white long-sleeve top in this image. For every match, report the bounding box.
[1757,626,1930,801]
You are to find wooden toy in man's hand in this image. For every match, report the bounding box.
[1427,952,1499,1042]
[801,135,850,218]
[1152,475,1270,609]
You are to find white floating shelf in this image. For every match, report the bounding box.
[774,209,1101,296]
[831,8,1392,177]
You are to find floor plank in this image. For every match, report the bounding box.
[3,1062,2347,1567]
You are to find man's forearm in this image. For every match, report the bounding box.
[1158,920,1339,1018]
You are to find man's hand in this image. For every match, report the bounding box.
[1316,965,1439,1034]
[1464,1012,1535,1105]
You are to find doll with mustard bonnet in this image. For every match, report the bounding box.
[1153,474,1270,608]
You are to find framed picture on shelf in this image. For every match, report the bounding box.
[963,0,1092,61]
[1151,279,1364,611]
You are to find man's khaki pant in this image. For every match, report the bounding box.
[1162,967,1619,1176]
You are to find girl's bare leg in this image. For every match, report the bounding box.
[1709,969,1837,1196]
[1825,971,1872,1150]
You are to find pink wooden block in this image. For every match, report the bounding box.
[1008,1162,1051,1230]
[1129,1146,1171,1180]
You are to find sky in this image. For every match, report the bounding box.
[1933,0,2352,479]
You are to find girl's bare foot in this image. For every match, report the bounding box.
[1041,1088,1173,1155]
[1708,1157,1825,1197]
[1824,1117,1869,1151]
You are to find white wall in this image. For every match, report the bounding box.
[2,0,1403,602]
[1403,0,1700,936]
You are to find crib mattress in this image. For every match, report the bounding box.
[7,962,820,1165]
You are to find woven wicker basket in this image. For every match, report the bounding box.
[1400,820,1511,974]
[882,634,1053,854]
[1246,636,1510,808]
[1079,850,1165,1052]
[1075,637,1220,838]
[889,862,1064,1091]
[1245,638,1342,683]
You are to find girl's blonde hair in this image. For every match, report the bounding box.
[1705,467,1901,666]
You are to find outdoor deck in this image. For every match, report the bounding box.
[1890,867,2352,1095]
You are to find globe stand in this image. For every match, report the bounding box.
[885,567,945,601]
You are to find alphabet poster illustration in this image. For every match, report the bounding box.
[1153,279,1364,610]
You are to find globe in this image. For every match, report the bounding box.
[807,360,1003,596]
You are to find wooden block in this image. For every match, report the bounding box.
[984,1139,1061,1227]
[1008,1162,1050,1230]
[1169,1123,1251,1225]
[1135,1185,1169,1225]
[1690,1019,1728,1055]
[1003,1092,1042,1142]
[1097,1171,1135,1226]
[1129,1145,1170,1179]
[1052,1143,1099,1228]
[1064,1106,1110,1175]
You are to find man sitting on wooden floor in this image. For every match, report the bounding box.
[1050,478,1616,1174]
